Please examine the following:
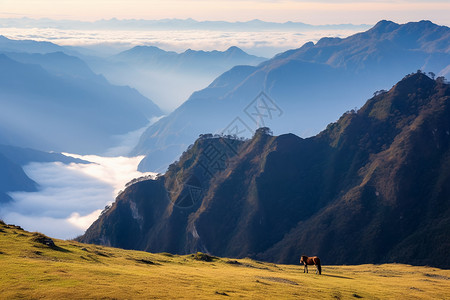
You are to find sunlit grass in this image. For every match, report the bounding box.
[1,222,449,299]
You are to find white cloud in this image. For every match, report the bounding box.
[2,212,87,239]
[63,154,156,194]
[1,155,156,240]
[0,27,362,57]
[104,117,164,156]
[67,209,103,230]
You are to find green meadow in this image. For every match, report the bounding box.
[1,222,449,299]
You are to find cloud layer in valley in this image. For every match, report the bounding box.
[0,155,156,239]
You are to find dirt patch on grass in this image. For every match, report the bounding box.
[193,252,218,262]
[424,273,450,280]
[135,258,161,265]
[7,225,24,231]
[225,260,270,270]
[31,232,56,247]
[94,250,112,257]
[256,276,298,285]
[215,291,229,296]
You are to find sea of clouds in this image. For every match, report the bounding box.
[0,126,157,240]
[0,27,363,57]
[1,155,156,240]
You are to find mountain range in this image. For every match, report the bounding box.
[86,46,266,112]
[0,17,370,31]
[131,20,450,172]
[0,41,162,154]
[79,72,450,268]
[0,35,66,54]
[114,45,265,73]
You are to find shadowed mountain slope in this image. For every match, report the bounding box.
[80,73,450,268]
[0,52,162,154]
[0,154,36,203]
[87,46,266,112]
[0,145,87,203]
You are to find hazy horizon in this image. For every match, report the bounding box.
[1,1,449,26]
[0,17,373,58]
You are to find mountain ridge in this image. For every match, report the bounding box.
[0,51,162,153]
[87,44,266,112]
[114,45,266,70]
[132,20,450,172]
[0,35,66,54]
[0,18,371,31]
[80,72,450,268]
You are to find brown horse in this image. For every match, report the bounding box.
[300,255,321,275]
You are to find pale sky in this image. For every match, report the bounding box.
[1,0,449,25]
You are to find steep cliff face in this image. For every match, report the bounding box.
[79,73,450,267]
[79,136,245,253]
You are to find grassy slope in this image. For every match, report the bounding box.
[0,223,449,299]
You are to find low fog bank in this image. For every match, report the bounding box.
[103,118,163,156]
[0,155,156,239]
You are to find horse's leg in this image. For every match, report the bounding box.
[315,264,318,274]
[305,265,308,273]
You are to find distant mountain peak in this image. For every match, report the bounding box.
[403,19,442,32]
[315,36,342,47]
[356,72,436,121]
[369,19,442,37]
[373,20,400,29]
[417,20,434,25]
[374,19,397,26]
[371,20,400,32]
[226,46,243,53]
[225,46,250,57]
[394,71,434,87]
[126,45,167,54]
